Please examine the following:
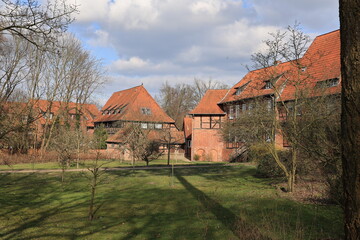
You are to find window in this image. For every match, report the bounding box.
[226,134,240,149]
[235,105,240,118]
[155,123,163,129]
[229,106,234,119]
[267,99,273,111]
[200,116,221,129]
[187,140,191,148]
[141,123,148,129]
[141,108,152,115]
[242,103,247,112]
[148,123,155,129]
[328,78,339,87]
[264,81,272,89]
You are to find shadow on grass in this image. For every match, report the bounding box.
[176,174,271,240]
[0,165,343,240]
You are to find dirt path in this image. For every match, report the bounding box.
[0,164,236,174]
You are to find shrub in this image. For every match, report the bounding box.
[193,154,200,161]
[249,144,289,178]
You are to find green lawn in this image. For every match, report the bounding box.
[0,165,343,239]
[0,158,222,171]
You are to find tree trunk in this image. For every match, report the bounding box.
[339,1,360,239]
[167,143,171,166]
[89,186,95,221]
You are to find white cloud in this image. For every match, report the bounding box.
[108,0,160,30]
[69,0,109,23]
[112,57,149,70]
[177,46,203,63]
[69,0,340,98]
[110,57,181,75]
[88,29,109,47]
[190,0,227,15]
[213,20,281,58]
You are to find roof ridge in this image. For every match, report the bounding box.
[112,84,143,94]
[313,29,339,38]
[140,86,176,123]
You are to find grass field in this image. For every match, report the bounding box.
[0,165,343,239]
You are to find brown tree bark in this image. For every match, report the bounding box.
[339,1,360,239]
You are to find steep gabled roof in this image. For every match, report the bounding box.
[220,30,341,104]
[95,85,175,123]
[189,89,228,115]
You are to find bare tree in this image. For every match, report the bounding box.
[0,0,77,49]
[223,24,316,192]
[0,0,79,148]
[157,79,228,129]
[192,78,228,104]
[157,82,196,129]
[39,35,104,153]
[123,124,163,166]
[339,0,360,238]
[49,126,77,182]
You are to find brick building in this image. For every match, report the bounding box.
[187,30,341,162]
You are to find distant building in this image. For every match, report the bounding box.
[1,99,100,150]
[94,85,185,160]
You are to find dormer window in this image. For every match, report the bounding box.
[264,81,272,89]
[235,88,242,95]
[141,107,151,115]
[316,78,339,88]
[235,83,249,96]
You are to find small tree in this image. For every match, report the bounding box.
[49,126,77,182]
[93,124,108,149]
[123,124,162,166]
[85,151,106,221]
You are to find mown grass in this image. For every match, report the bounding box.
[0,158,221,171]
[0,165,343,239]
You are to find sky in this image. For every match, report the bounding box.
[67,0,340,104]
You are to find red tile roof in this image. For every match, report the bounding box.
[31,99,100,127]
[280,30,341,101]
[183,116,192,139]
[220,30,341,104]
[3,99,100,128]
[219,62,292,103]
[189,89,228,115]
[95,85,175,123]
